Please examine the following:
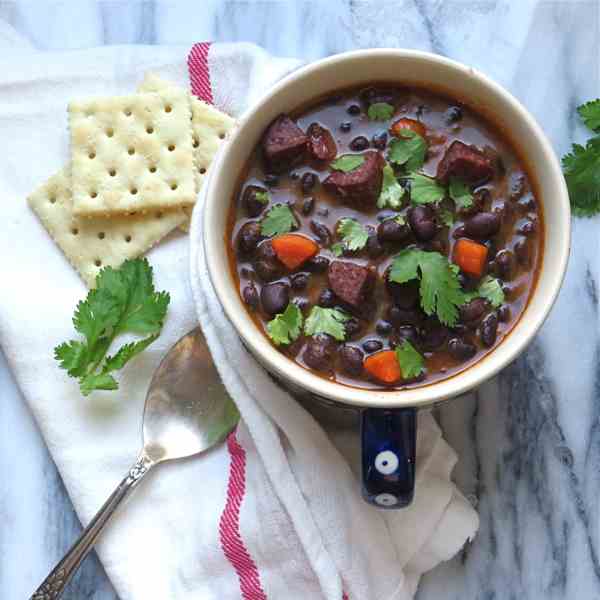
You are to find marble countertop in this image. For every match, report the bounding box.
[1,1,598,599]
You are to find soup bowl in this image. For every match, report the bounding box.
[200,49,570,508]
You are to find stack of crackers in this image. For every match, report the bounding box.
[28,73,235,287]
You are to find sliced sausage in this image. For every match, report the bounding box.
[307,122,337,162]
[263,114,308,173]
[322,151,384,208]
[436,140,494,186]
[327,260,376,308]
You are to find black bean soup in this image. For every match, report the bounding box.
[228,85,542,390]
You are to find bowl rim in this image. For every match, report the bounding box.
[202,48,571,409]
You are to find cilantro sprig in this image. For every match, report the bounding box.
[448,177,473,209]
[54,258,170,396]
[304,306,349,341]
[368,102,395,121]
[388,130,427,173]
[409,173,446,205]
[389,248,466,326]
[562,98,600,216]
[395,340,425,380]
[266,303,303,346]
[464,275,505,308]
[261,204,297,237]
[332,218,369,256]
[378,163,405,209]
[330,154,365,173]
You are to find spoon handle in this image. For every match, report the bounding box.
[30,453,155,600]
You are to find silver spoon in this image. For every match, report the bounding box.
[30,327,240,600]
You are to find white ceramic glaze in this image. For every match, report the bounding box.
[203,49,570,409]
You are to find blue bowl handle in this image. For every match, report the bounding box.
[361,408,416,509]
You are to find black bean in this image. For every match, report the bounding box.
[460,298,489,322]
[347,104,361,116]
[518,219,537,236]
[242,283,259,310]
[290,172,300,180]
[340,121,352,133]
[316,207,329,217]
[390,326,419,348]
[349,136,369,151]
[509,172,527,200]
[484,239,497,259]
[493,199,512,222]
[517,194,536,212]
[388,306,424,328]
[303,334,336,371]
[421,321,449,350]
[376,320,393,335]
[494,249,515,280]
[238,222,262,254]
[451,324,468,336]
[458,273,479,292]
[363,339,383,353]
[371,131,388,150]
[301,172,318,194]
[408,205,436,241]
[386,278,420,308]
[464,212,501,239]
[453,225,466,239]
[377,209,399,222]
[480,313,498,347]
[242,185,269,217]
[444,105,463,124]
[240,266,254,279]
[302,196,315,215]
[366,230,385,258]
[264,174,279,187]
[310,220,332,246]
[305,255,330,273]
[318,288,336,307]
[514,237,530,265]
[497,305,511,322]
[448,338,476,361]
[291,272,309,290]
[294,297,310,312]
[260,282,290,315]
[254,241,283,281]
[345,317,362,338]
[340,345,364,375]
[377,218,411,243]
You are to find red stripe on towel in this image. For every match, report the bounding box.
[187,41,214,103]
[219,431,268,600]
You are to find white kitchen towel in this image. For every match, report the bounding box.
[0,38,478,600]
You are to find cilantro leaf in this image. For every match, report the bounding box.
[330,154,365,173]
[255,191,269,205]
[395,340,425,379]
[304,306,349,341]
[336,218,369,252]
[389,248,466,326]
[261,204,297,237]
[409,173,446,205]
[463,275,505,308]
[266,303,303,346]
[331,242,345,257]
[562,136,600,217]
[368,102,395,121]
[439,209,454,227]
[578,99,600,132]
[448,177,473,209]
[377,163,405,209]
[388,130,427,172]
[54,258,170,396]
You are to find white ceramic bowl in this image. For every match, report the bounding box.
[202,49,570,409]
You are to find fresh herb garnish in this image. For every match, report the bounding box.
[448,177,473,209]
[331,242,345,257]
[261,204,297,237]
[330,154,365,173]
[562,98,600,216]
[367,102,395,121]
[255,190,270,205]
[336,218,369,253]
[395,340,425,379]
[54,258,170,396]
[464,275,505,308]
[409,173,446,205]
[377,163,405,209]
[389,248,466,326]
[266,303,303,346]
[304,306,349,341]
[439,208,455,227]
[388,130,427,173]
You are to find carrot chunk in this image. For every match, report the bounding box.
[452,238,488,277]
[272,233,319,270]
[390,117,427,138]
[364,350,402,384]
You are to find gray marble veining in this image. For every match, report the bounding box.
[1,1,599,599]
